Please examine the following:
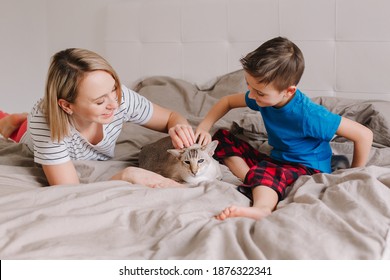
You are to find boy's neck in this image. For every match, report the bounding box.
[274,91,296,109]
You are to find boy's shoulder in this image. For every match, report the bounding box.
[295,89,324,109]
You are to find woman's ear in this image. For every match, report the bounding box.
[58,99,73,115]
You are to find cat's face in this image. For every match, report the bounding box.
[167,140,218,178]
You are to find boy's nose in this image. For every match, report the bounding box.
[247,90,255,99]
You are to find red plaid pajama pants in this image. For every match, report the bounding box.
[212,129,320,201]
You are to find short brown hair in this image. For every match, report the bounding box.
[42,48,121,142]
[240,37,304,91]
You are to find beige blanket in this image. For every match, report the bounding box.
[0,70,389,259]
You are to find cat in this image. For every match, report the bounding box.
[331,154,350,171]
[139,136,222,184]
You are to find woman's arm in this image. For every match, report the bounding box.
[196,93,247,145]
[336,117,373,168]
[142,103,195,149]
[42,161,80,186]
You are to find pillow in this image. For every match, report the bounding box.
[133,71,390,147]
[232,96,390,147]
[133,70,249,131]
[312,97,390,147]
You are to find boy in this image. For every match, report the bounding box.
[195,37,373,220]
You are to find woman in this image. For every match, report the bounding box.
[0,48,195,187]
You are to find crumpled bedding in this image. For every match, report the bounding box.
[0,70,389,259]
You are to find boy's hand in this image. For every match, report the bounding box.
[195,128,212,146]
[168,124,196,149]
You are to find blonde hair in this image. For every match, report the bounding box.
[42,48,122,142]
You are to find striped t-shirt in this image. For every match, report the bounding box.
[20,85,153,165]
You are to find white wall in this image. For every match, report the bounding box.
[104,0,390,101]
[46,0,109,56]
[1,0,390,113]
[0,0,110,112]
[0,0,48,112]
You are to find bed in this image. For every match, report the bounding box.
[1,0,390,260]
[1,70,390,260]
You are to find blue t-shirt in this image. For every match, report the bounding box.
[245,89,341,173]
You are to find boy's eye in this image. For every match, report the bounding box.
[256,91,265,97]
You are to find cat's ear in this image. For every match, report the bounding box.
[203,140,219,156]
[167,149,182,158]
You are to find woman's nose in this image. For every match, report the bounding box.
[107,96,119,109]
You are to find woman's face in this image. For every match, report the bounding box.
[69,70,119,126]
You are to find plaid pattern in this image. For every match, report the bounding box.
[212,129,320,201]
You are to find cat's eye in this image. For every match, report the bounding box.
[184,160,190,165]
[198,159,204,163]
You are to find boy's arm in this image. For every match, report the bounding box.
[336,117,373,168]
[196,93,247,145]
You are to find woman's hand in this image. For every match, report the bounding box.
[168,124,196,149]
[111,167,185,188]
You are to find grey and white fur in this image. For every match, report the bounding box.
[139,136,222,184]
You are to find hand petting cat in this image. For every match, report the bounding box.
[194,127,212,146]
[168,124,196,149]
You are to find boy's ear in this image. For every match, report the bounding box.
[285,86,297,97]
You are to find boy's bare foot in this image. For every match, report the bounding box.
[215,205,272,220]
[0,113,27,139]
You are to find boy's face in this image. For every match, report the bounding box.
[245,72,295,108]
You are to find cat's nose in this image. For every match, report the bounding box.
[190,166,198,176]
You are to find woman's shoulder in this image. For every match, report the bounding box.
[118,84,153,121]
[27,99,48,126]
[120,84,150,103]
[29,99,45,116]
